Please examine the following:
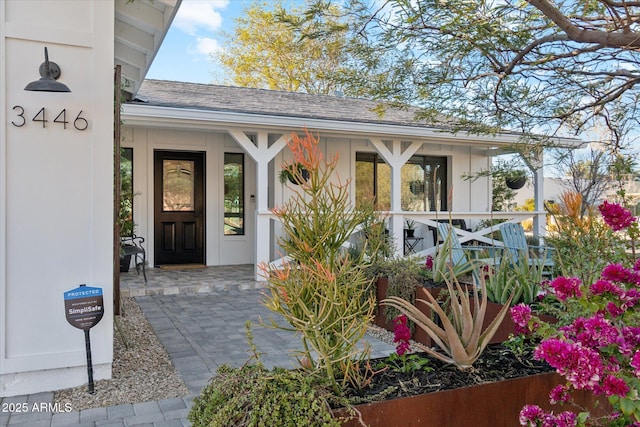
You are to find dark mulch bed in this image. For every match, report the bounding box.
[342,343,552,406]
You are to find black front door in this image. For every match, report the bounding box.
[154,151,205,265]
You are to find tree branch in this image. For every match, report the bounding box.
[527,0,640,48]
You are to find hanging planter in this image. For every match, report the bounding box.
[505,173,527,190]
[279,163,310,185]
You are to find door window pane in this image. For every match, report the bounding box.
[163,160,195,211]
[224,153,244,235]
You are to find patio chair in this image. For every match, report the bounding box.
[120,234,147,282]
[436,222,502,282]
[498,222,555,277]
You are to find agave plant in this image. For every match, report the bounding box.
[382,269,514,370]
[482,250,543,306]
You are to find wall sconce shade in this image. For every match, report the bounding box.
[24,47,71,92]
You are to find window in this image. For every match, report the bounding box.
[119,148,134,236]
[224,153,244,235]
[356,152,447,211]
[355,153,391,209]
[402,156,447,211]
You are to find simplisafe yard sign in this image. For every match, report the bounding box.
[64,284,104,394]
[64,285,104,329]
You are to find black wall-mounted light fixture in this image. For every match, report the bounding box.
[24,47,71,93]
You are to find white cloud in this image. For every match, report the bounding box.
[173,0,229,36]
[195,37,222,56]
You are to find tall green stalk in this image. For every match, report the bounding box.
[261,129,379,393]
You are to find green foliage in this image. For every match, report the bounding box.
[216,1,363,96]
[377,257,424,321]
[481,251,543,306]
[118,148,135,237]
[261,129,376,392]
[278,162,308,184]
[382,272,514,370]
[546,192,628,284]
[188,363,341,427]
[376,352,432,374]
[188,322,346,427]
[349,199,394,267]
[429,231,478,285]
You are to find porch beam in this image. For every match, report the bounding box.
[370,138,423,257]
[227,130,289,280]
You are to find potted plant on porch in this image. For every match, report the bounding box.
[404,219,416,238]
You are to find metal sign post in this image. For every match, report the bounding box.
[64,284,104,394]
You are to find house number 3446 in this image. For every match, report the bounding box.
[11,106,89,131]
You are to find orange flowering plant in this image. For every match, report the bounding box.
[261,128,384,393]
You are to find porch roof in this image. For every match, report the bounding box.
[134,80,462,130]
[129,80,581,149]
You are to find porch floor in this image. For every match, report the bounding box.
[120,264,263,297]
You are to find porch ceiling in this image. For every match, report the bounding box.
[114,0,181,99]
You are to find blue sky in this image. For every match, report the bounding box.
[147,0,310,84]
[147,0,244,84]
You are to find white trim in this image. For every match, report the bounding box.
[123,104,581,149]
[0,0,7,375]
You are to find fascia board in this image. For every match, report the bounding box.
[122,104,581,149]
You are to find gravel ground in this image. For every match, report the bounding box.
[54,298,189,411]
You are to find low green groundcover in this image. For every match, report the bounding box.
[188,363,344,427]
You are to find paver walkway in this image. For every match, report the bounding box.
[1,266,395,426]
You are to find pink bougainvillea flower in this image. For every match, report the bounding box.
[621,288,640,308]
[510,303,533,335]
[549,384,571,404]
[622,327,640,348]
[549,276,582,301]
[535,339,603,390]
[631,351,640,377]
[519,405,544,426]
[575,314,618,347]
[519,406,577,427]
[606,302,624,317]
[590,279,622,296]
[602,263,633,283]
[602,375,630,397]
[552,411,578,427]
[599,200,636,231]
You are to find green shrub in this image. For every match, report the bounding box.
[546,192,628,284]
[482,251,543,306]
[188,364,341,427]
[261,129,376,393]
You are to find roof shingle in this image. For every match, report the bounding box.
[133,79,444,129]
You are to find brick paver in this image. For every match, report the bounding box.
[1,266,395,426]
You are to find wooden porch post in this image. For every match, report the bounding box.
[370,139,422,257]
[228,130,288,280]
[526,148,545,241]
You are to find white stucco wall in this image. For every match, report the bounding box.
[1,0,114,396]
